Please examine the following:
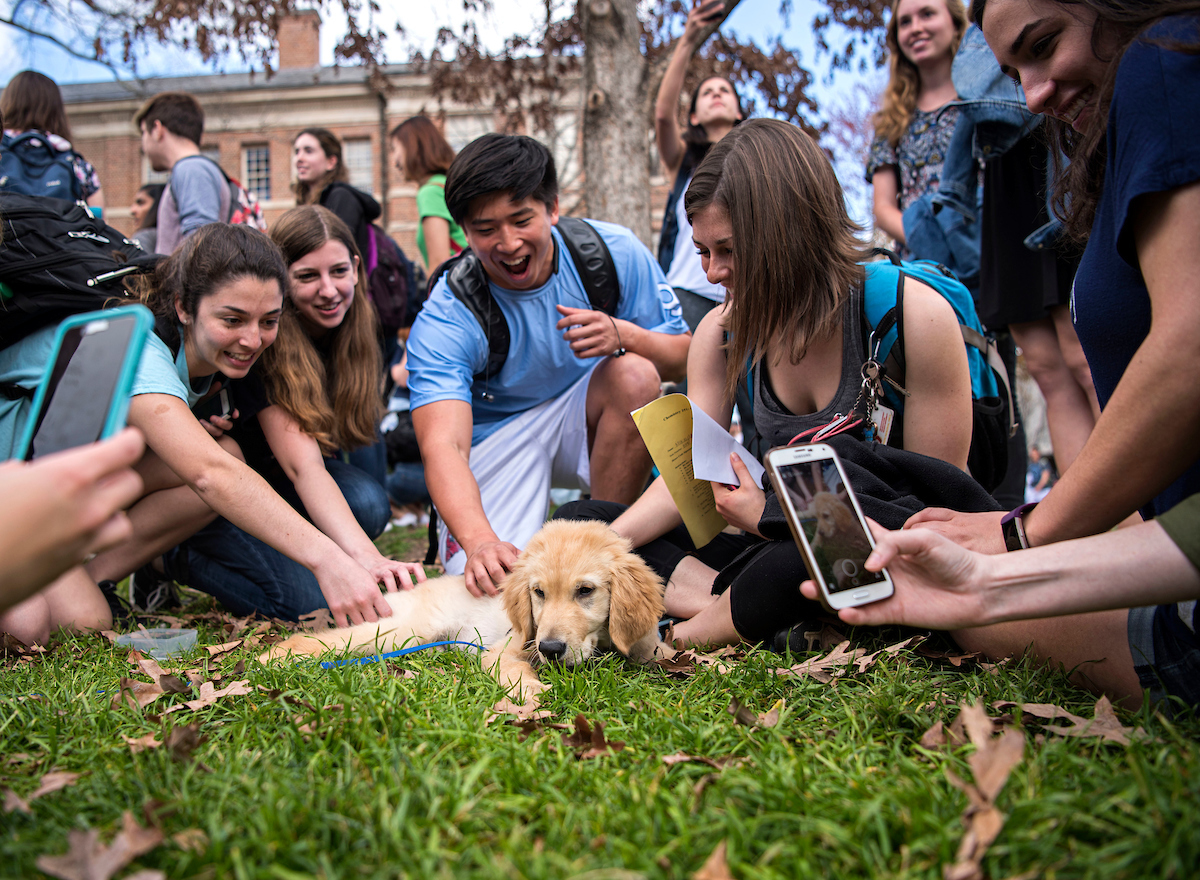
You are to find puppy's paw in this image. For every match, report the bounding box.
[257,634,327,664]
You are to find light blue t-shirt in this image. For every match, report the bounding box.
[407,220,687,445]
[0,323,211,459]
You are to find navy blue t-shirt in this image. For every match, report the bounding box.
[1073,16,1200,520]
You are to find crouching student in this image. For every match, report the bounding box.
[93,211,425,622]
[0,224,414,643]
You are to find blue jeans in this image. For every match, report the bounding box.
[163,458,390,620]
[345,438,387,489]
[386,462,429,506]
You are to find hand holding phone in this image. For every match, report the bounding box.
[15,306,153,461]
[765,443,894,610]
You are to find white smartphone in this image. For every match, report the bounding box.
[764,443,894,610]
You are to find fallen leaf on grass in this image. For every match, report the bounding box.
[171,828,208,853]
[992,696,1144,746]
[121,734,162,755]
[854,635,924,673]
[655,650,698,677]
[134,657,190,695]
[98,631,120,645]
[122,871,165,880]
[561,714,625,759]
[662,753,747,770]
[772,640,864,683]
[29,771,82,802]
[205,640,243,661]
[36,810,163,880]
[485,693,549,724]
[510,718,572,741]
[918,645,981,667]
[942,703,1024,880]
[112,678,166,710]
[298,608,334,631]
[166,724,206,763]
[693,840,736,880]
[726,697,783,730]
[803,623,849,652]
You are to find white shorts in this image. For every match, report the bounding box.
[438,368,595,573]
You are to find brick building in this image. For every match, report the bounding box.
[57,11,667,268]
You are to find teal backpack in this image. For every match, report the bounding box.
[862,248,1016,491]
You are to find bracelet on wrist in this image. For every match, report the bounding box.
[1000,502,1038,552]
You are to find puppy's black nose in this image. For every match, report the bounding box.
[539,639,568,661]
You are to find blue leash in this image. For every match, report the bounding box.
[318,639,484,669]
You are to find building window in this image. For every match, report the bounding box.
[344,139,373,195]
[242,145,271,200]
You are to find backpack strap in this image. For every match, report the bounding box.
[441,219,620,384]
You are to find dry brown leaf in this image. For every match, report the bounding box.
[121,734,162,755]
[98,631,121,645]
[561,714,625,759]
[182,679,252,711]
[36,810,164,880]
[726,697,782,730]
[134,657,190,695]
[773,639,864,683]
[854,635,923,673]
[510,718,572,741]
[655,650,698,677]
[171,828,209,853]
[4,789,30,814]
[942,703,1025,880]
[918,645,981,667]
[298,608,334,630]
[485,692,548,724]
[111,678,165,711]
[204,640,243,660]
[122,871,166,880]
[662,753,747,771]
[693,839,736,880]
[992,697,1143,746]
[166,724,206,763]
[28,770,82,802]
[805,623,850,652]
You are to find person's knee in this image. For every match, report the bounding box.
[598,354,662,409]
[0,595,52,647]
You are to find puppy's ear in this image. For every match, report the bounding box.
[607,550,665,655]
[501,563,536,646]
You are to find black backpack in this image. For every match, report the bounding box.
[365,223,422,336]
[0,193,156,352]
[432,216,619,382]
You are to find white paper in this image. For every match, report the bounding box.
[688,401,766,487]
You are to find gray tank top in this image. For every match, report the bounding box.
[751,286,874,450]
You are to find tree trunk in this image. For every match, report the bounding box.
[579,0,650,245]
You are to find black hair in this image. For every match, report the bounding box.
[444,133,558,226]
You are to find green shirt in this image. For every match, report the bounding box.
[415,175,467,269]
[1158,493,1200,571]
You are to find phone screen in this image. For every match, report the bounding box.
[24,315,138,460]
[775,458,886,594]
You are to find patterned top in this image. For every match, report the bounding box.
[3,129,101,199]
[864,105,961,212]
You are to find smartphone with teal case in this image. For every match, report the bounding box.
[15,305,153,460]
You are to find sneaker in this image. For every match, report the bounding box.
[129,561,180,613]
[770,620,825,655]
[97,580,131,625]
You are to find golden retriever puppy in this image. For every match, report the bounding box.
[259,520,670,695]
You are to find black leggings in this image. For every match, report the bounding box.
[553,500,822,642]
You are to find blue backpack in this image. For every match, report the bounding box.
[0,132,85,202]
[862,248,1016,492]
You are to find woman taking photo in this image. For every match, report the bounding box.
[560,119,978,649]
[292,127,381,261]
[907,0,1200,709]
[0,224,408,644]
[653,0,744,333]
[388,115,466,279]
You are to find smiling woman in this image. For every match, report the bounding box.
[901,0,1200,709]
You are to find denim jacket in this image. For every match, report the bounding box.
[904,26,1060,281]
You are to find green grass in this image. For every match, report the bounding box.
[2,523,1198,879]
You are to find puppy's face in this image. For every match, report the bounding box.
[503,520,664,667]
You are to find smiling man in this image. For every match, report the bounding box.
[407,133,691,596]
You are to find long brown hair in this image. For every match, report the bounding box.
[973,0,1200,242]
[684,119,868,403]
[291,128,349,206]
[873,0,969,147]
[389,115,456,184]
[263,206,382,452]
[1,71,74,140]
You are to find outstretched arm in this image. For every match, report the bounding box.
[654,0,728,175]
[555,305,690,381]
[805,517,1200,630]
